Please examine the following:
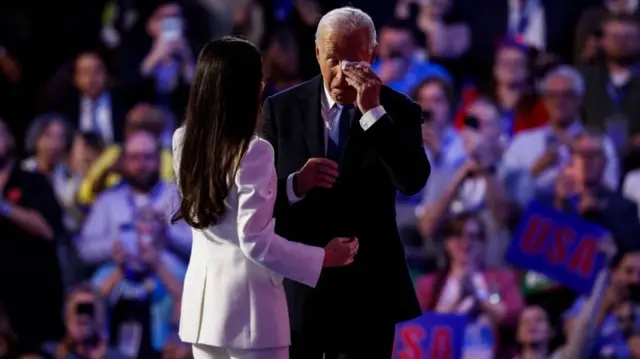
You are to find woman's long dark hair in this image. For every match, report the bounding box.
[172,36,263,229]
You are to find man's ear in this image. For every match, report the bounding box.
[368,45,378,64]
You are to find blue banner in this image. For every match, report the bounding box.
[393,312,467,359]
[506,201,607,294]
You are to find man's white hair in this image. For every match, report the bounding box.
[315,7,377,50]
[539,65,586,97]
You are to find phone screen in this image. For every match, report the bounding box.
[119,228,139,257]
[160,17,182,40]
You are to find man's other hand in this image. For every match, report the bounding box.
[293,158,338,197]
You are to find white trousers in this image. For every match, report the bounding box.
[192,344,289,359]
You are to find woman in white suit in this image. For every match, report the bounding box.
[171,37,358,359]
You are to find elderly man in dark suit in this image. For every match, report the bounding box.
[263,6,431,359]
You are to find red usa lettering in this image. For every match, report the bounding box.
[429,326,453,359]
[399,325,426,359]
[519,215,598,277]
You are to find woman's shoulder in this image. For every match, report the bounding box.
[246,136,274,157]
[172,127,186,151]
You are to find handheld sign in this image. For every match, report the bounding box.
[506,201,607,294]
[393,312,467,359]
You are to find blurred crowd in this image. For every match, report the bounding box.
[3,0,640,358]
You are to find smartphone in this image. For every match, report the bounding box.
[76,302,95,318]
[464,115,480,130]
[119,227,139,257]
[160,17,182,41]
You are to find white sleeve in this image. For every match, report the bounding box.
[235,138,325,287]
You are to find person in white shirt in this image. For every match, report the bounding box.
[502,65,619,206]
[171,37,357,359]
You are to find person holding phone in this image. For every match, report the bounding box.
[50,284,127,359]
[418,98,512,267]
[412,76,466,169]
[172,37,357,359]
[139,2,194,119]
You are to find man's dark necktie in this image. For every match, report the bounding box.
[327,104,353,162]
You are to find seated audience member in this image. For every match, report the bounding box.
[91,194,186,359]
[418,98,512,267]
[416,213,524,359]
[21,114,78,232]
[502,65,619,205]
[77,131,191,267]
[45,285,127,359]
[536,131,640,244]
[512,305,561,359]
[582,14,640,147]
[564,247,640,359]
[454,38,549,138]
[574,0,640,65]
[55,51,129,144]
[371,18,451,95]
[0,120,65,349]
[77,103,174,207]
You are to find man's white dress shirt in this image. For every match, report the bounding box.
[79,92,114,143]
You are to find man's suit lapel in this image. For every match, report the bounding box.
[297,76,325,158]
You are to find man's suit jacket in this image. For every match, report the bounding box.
[263,76,431,334]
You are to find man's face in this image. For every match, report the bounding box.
[378,27,414,60]
[614,253,640,287]
[570,136,606,186]
[67,292,96,342]
[122,134,160,188]
[462,101,501,151]
[316,28,376,105]
[494,47,528,86]
[74,54,107,99]
[543,74,581,126]
[37,120,66,160]
[602,21,640,61]
[517,306,552,345]
[416,82,450,127]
